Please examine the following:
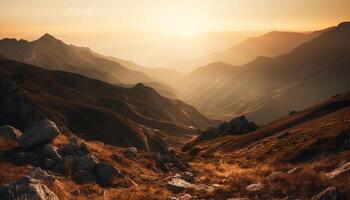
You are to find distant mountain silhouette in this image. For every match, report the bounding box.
[176,22,350,123]
[170,27,333,72]
[0,59,215,149]
[0,34,153,85]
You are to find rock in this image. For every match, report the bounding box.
[0,176,59,200]
[63,155,74,170]
[166,177,193,193]
[227,198,250,200]
[44,158,56,169]
[94,162,120,186]
[73,170,96,183]
[265,171,286,181]
[0,125,22,151]
[326,161,350,178]
[61,138,79,155]
[20,119,60,149]
[27,167,55,182]
[197,116,257,141]
[246,183,264,192]
[193,184,215,193]
[78,142,90,155]
[311,186,341,200]
[124,147,139,159]
[74,154,98,171]
[71,189,80,196]
[181,171,194,182]
[42,144,62,161]
[13,152,42,166]
[287,167,301,174]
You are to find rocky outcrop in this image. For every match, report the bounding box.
[94,162,121,186]
[0,125,22,151]
[0,176,59,200]
[20,119,60,149]
[183,116,257,151]
[198,116,257,141]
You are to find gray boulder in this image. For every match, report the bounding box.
[0,125,22,151]
[166,177,193,193]
[94,162,120,186]
[246,183,264,192]
[124,147,139,159]
[74,154,98,171]
[0,176,59,200]
[311,186,341,200]
[42,144,62,161]
[20,119,60,149]
[181,171,194,182]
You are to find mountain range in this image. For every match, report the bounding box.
[169,27,333,73]
[0,58,214,150]
[175,22,350,123]
[0,34,180,99]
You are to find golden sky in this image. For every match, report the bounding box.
[1,0,350,39]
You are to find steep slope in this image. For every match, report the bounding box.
[176,22,350,123]
[0,59,214,149]
[171,28,333,72]
[0,34,153,85]
[183,91,350,164]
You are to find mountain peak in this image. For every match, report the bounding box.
[337,22,350,30]
[37,33,59,42]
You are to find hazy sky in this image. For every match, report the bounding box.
[1,0,350,39]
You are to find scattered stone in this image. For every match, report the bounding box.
[42,144,62,161]
[73,170,96,184]
[193,184,215,193]
[0,125,22,151]
[27,167,55,182]
[326,161,350,178]
[20,119,60,149]
[265,171,286,181]
[166,177,193,193]
[287,167,301,174]
[181,171,194,182]
[0,176,59,200]
[124,147,139,159]
[61,137,79,155]
[311,186,341,200]
[246,183,264,192]
[94,162,120,186]
[74,154,98,171]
